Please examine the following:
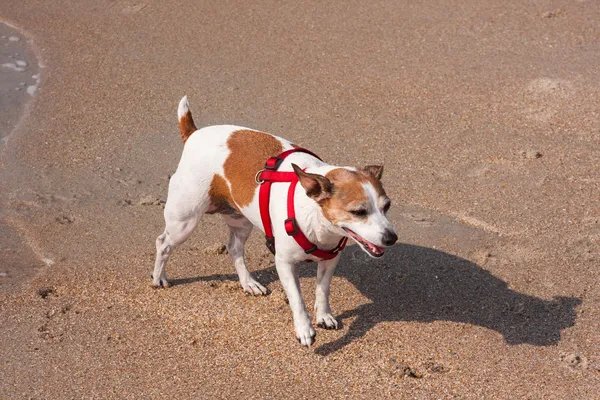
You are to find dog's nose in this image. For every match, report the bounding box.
[382,230,398,246]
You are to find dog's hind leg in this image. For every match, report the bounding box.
[222,214,269,295]
[152,215,199,288]
[152,184,208,288]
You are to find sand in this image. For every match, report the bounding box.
[0,0,599,398]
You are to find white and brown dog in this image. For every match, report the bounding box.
[153,96,397,346]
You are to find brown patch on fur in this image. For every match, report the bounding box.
[321,169,369,224]
[361,166,386,197]
[362,165,384,181]
[224,130,284,208]
[207,174,239,214]
[364,174,387,198]
[179,112,197,143]
[320,168,388,223]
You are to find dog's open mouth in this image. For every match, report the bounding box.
[343,228,385,258]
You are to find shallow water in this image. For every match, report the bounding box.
[0,21,41,291]
[0,21,39,143]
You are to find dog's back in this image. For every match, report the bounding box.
[171,97,298,221]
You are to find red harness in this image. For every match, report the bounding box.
[257,148,348,260]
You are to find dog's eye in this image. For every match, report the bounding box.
[350,209,368,217]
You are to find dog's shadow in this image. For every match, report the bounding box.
[172,243,581,355]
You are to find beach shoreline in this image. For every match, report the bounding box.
[0,20,43,292]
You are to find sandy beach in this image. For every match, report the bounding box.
[1,1,599,398]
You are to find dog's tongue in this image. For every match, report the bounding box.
[367,241,385,255]
[344,228,385,255]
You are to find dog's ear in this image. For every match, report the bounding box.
[292,164,332,202]
[362,165,384,180]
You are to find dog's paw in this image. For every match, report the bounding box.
[316,313,340,330]
[242,278,269,296]
[151,274,170,289]
[295,322,316,347]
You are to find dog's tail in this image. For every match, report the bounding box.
[178,95,197,143]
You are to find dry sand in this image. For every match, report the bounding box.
[1,1,599,398]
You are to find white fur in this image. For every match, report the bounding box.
[153,97,396,346]
[177,95,190,120]
[340,183,395,247]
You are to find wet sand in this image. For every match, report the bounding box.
[1,1,599,398]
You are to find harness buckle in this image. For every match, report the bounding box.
[304,244,318,255]
[265,157,283,170]
[265,236,276,255]
[284,218,299,236]
[254,169,265,184]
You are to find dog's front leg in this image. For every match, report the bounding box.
[275,257,316,346]
[315,255,341,330]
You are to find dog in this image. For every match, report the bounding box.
[153,96,397,346]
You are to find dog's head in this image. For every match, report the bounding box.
[292,164,397,258]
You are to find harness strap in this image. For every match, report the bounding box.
[285,180,348,259]
[258,179,276,253]
[257,148,347,260]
